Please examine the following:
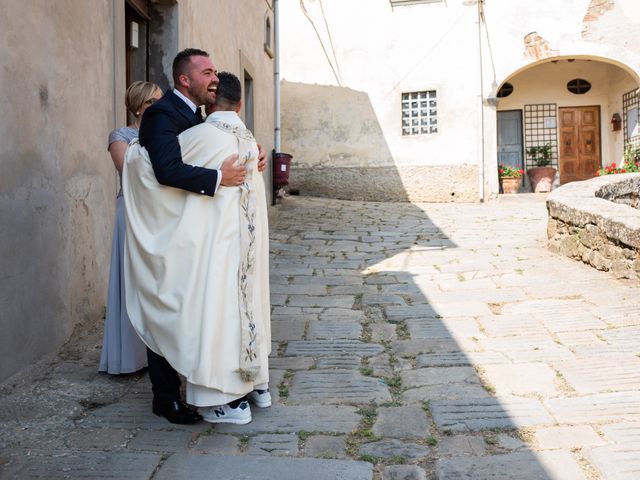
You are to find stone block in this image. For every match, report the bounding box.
[359,439,429,460]
[304,435,347,459]
[372,407,429,439]
[247,433,298,456]
[533,426,605,449]
[382,465,428,480]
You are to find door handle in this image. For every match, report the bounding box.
[586,139,592,145]
[565,140,571,146]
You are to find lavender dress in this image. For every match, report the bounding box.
[99,127,147,374]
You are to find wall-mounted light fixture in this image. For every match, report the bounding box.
[611,113,622,132]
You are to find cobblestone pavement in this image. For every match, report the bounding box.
[2,194,640,479]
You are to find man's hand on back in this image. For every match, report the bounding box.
[257,144,267,173]
[220,154,246,186]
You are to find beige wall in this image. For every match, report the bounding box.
[0,0,120,381]
[0,0,274,382]
[281,0,640,201]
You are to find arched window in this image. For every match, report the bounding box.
[264,13,273,58]
[567,79,591,94]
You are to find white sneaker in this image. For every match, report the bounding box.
[247,388,272,408]
[200,400,252,425]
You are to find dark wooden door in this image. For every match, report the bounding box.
[559,106,601,184]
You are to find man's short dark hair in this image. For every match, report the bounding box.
[172,48,209,85]
[216,72,242,105]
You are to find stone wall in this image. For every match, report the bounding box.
[547,174,640,279]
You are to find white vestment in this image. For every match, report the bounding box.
[122,111,271,406]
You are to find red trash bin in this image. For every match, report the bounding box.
[273,152,292,187]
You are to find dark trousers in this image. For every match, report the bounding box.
[147,348,181,404]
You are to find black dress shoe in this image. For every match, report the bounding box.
[152,399,203,424]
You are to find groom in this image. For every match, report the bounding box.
[137,48,266,424]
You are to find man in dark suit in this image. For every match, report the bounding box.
[138,48,266,424]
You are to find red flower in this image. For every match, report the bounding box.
[611,162,617,168]
[519,169,524,174]
[595,171,600,176]
[621,169,626,173]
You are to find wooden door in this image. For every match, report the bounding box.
[559,106,601,184]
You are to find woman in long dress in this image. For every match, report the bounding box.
[99,81,162,374]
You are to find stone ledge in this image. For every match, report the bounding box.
[546,173,640,279]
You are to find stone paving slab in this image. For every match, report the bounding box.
[477,314,548,338]
[359,439,430,461]
[599,327,640,355]
[307,320,362,339]
[372,407,429,439]
[127,429,193,452]
[481,363,559,397]
[285,340,384,357]
[271,319,308,341]
[436,450,586,479]
[288,371,392,404]
[532,426,605,450]
[304,435,347,459]
[212,405,360,434]
[155,454,373,480]
[382,465,428,480]
[247,433,299,456]
[405,318,481,340]
[546,392,640,423]
[316,356,361,370]
[552,356,640,394]
[191,434,240,455]
[0,450,161,480]
[600,422,640,443]
[431,397,554,432]
[438,435,487,456]
[414,351,510,367]
[586,443,640,480]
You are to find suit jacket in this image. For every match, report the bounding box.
[139,90,218,196]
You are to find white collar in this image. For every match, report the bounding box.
[172,89,198,113]
[206,110,246,128]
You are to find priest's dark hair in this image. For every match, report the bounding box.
[215,71,242,109]
[172,48,209,86]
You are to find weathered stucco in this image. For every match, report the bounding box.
[0,0,117,381]
[0,0,274,382]
[280,0,640,202]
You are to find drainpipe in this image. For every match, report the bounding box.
[274,0,281,153]
[477,0,485,202]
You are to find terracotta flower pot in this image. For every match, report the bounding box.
[500,176,520,194]
[527,167,557,193]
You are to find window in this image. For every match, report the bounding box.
[497,82,514,98]
[264,13,274,58]
[244,70,254,133]
[623,89,640,149]
[567,79,591,95]
[402,90,437,136]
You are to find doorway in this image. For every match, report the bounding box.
[497,110,524,185]
[558,106,601,184]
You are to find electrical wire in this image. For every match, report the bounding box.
[318,0,343,84]
[299,0,342,86]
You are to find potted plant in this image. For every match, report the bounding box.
[526,144,556,193]
[498,164,524,194]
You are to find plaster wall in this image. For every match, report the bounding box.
[178,0,275,193]
[280,0,640,201]
[0,0,120,381]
